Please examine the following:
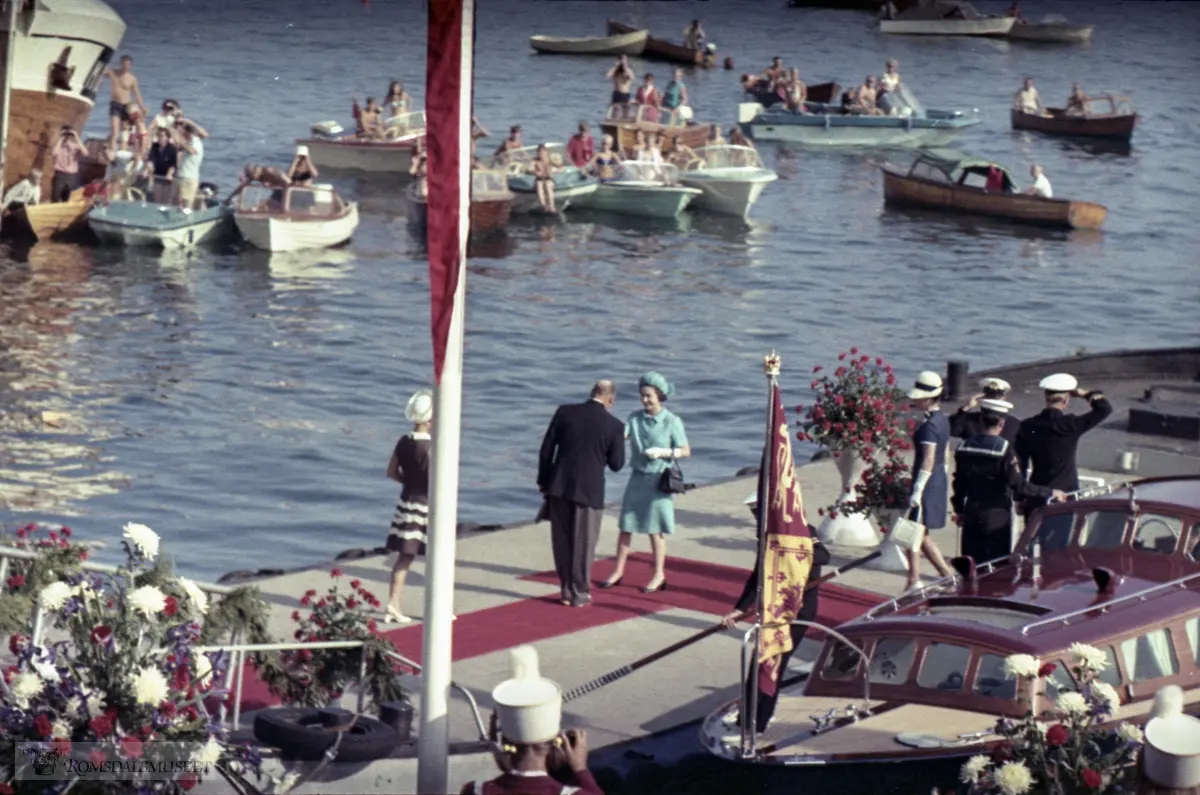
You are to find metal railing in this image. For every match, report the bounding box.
[1020,570,1200,636]
[0,544,233,599]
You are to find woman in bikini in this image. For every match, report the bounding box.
[287,145,319,187]
[587,134,619,182]
[531,144,558,213]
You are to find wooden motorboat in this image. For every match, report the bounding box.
[601,103,709,155]
[570,161,700,219]
[702,476,1200,767]
[407,169,514,234]
[492,144,599,214]
[747,81,841,109]
[88,198,234,249]
[233,183,359,252]
[294,114,424,173]
[738,100,980,148]
[1011,95,1137,142]
[4,187,94,242]
[880,149,1107,230]
[677,145,778,219]
[606,20,706,66]
[879,0,1015,36]
[1008,19,1094,42]
[530,29,647,56]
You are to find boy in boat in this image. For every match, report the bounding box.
[353,97,385,139]
[1065,83,1091,115]
[606,56,634,105]
[494,125,523,161]
[104,55,146,156]
[1013,77,1044,115]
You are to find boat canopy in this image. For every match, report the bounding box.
[614,161,680,184]
[491,143,569,172]
[236,184,344,216]
[907,148,1017,188]
[688,145,764,170]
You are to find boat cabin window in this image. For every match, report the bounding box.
[869,637,918,685]
[1041,660,1077,701]
[1131,514,1183,555]
[236,185,278,212]
[690,146,763,170]
[909,160,950,184]
[1184,618,1200,663]
[1078,511,1129,549]
[1093,646,1123,688]
[820,639,866,681]
[1120,628,1178,683]
[286,187,336,215]
[974,654,1017,700]
[917,643,971,691]
[1033,511,1075,553]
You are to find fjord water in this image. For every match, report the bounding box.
[1,0,1196,579]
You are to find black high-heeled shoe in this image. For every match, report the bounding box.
[597,577,623,589]
[642,578,668,594]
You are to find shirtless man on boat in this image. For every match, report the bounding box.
[763,57,786,89]
[104,55,147,156]
[852,76,883,115]
[606,56,634,105]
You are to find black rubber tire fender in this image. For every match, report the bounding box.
[252,707,398,762]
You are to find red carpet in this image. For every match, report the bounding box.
[236,553,881,709]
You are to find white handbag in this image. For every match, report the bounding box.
[890,505,926,552]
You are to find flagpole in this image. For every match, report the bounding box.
[0,0,19,234]
[744,351,780,757]
[416,0,474,791]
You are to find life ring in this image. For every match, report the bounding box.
[252,707,398,762]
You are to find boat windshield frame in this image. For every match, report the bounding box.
[614,160,680,184]
[491,143,569,172]
[472,168,512,197]
[686,145,764,170]
[604,102,687,129]
[385,109,426,136]
[236,183,346,217]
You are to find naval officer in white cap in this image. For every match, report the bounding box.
[952,399,1065,563]
[462,645,603,795]
[950,377,1021,445]
[1015,373,1112,512]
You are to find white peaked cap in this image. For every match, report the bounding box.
[979,377,1011,393]
[744,493,757,505]
[1039,373,1078,392]
[492,645,562,745]
[907,371,943,399]
[405,389,433,423]
[979,399,1013,414]
[295,144,310,157]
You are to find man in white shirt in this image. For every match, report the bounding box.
[1025,164,1052,198]
[175,121,205,209]
[1013,77,1042,115]
[2,169,41,213]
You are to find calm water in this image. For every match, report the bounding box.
[1,0,1198,580]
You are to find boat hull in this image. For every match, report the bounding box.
[294,137,417,173]
[572,182,700,218]
[1011,108,1136,142]
[879,17,1015,36]
[678,169,777,218]
[881,165,1107,230]
[530,30,647,55]
[235,202,360,252]
[1007,22,1094,42]
[606,20,704,65]
[508,172,599,214]
[740,108,980,148]
[406,186,513,233]
[6,198,93,242]
[88,202,234,248]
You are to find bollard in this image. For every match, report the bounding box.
[380,700,415,742]
[945,360,969,402]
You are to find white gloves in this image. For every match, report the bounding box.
[910,469,931,508]
[644,447,672,460]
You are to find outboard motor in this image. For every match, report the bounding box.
[199,182,219,207]
[310,121,344,140]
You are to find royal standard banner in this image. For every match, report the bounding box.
[758,383,814,697]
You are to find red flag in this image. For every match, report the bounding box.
[757,383,814,697]
[426,0,474,383]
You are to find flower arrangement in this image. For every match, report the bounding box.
[795,348,907,457]
[961,643,1141,795]
[253,568,406,712]
[838,457,913,524]
[0,522,264,793]
[0,524,90,635]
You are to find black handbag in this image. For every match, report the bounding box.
[658,460,688,494]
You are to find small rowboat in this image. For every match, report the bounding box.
[530,29,647,56]
[234,183,359,252]
[6,189,95,242]
[1007,20,1094,42]
[1011,96,1137,142]
[881,149,1107,230]
[295,114,424,173]
[880,0,1015,36]
[407,169,514,234]
[606,20,706,66]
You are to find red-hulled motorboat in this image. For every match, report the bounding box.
[701,475,1200,766]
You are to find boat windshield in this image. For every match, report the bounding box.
[615,161,679,184]
[283,184,343,216]
[604,103,685,128]
[386,110,426,136]
[491,143,568,172]
[472,169,510,197]
[688,145,763,170]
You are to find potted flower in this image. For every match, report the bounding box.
[839,456,913,529]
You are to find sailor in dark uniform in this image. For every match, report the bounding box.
[952,399,1064,563]
[950,377,1021,445]
[1015,373,1112,515]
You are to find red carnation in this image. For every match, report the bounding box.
[173,666,190,691]
[1045,723,1069,747]
[49,532,59,542]
[61,527,72,538]
[346,598,360,609]
[90,625,113,645]
[838,352,847,361]
[6,574,25,590]
[350,579,362,590]
[330,568,343,578]
[293,629,304,640]
[1081,768,1102,788]
[850,347,858,355]
[876,357,884,366]
[89,714,114,737]
[33,713,54,738]
[162,596,179,617]
[367,619,379,633]
[179,773,198,791]
[15,527,27,539]
[299,595,312,607]
[185,706,199,721]
[812,365,823,373]
[8,633,26,655]
[886,374,896,385]
[304,589,317,597]
[1037,662,1057,678]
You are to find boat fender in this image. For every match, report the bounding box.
[904,116,913,131]
[823,115,831,130]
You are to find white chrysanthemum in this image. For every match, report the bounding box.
[63,696,83,718]
[85,691,108,717]
[39,581,72,611]
[128,585,167,616]
[177,577,208,616]
[123,522,160,560]
[51,720,71,739]
[994,761,1034,795]
[1089,681,1120,712]
[1002,654,1039,680]
[960,754,990,784]
[71,579,95,599]
[10,672,44,708]
[193,651,214,686]
[1068,642,1108,673]
[32,659,60,682]
[193,736,222,765]
[132,666,169,706]
[1056,691,1089,715]
[1117,722,1144,743]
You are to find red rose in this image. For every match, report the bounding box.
[90,626,113,645]
[33,713,54,738]
[1037,662,1057,678]
[850,347,858,355]
[835,366,847,377]
[316,598,327,608]
[49,532,59,542]
[991,741,1013,763]
[876,357,884,366]
[346,598,359,609]
[87,749,106,766]
[173,666,190,691]
[159,700,177,719]
[367,619,379,633]
[330,568,343,578]
[299,595,311,607]
[291,610,301,622]
[89,715,114,737]
[162,596,179,617]
[139,724,153,739]
[1081,768,1102,788]
[6,574,25,589]
[8,633,26,655]
[185,706,199,721]
[1045,723,1069,747]
[293,629,304,640]
[15,527,27,539]
[179,773,198,791]
[61,527,72,538]
[304,589,317,597]
[350,579,362,590]
[886,374,896,385]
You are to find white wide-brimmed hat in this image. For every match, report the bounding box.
[907,371,944,399]
[1039,373,1078,393]
[493,645,562,745]
[295,144,310,158]
[979,398,1014,414]
[979,377,1011,394]
[405,389,433,423]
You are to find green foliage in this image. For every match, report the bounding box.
[199,585,273,646]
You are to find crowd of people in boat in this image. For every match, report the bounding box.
[741,56,914,117]
[350,81,419,140]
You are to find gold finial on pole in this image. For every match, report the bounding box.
[764,350,781,377]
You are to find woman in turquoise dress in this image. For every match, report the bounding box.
[599,371,691,593]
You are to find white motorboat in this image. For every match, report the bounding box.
[294,114,424,173]
[678,145,778,219]
[233,183,359,252]
[880,0,1015,36]
[570,162,701,219]
[493,143,600,213]
[529,29,647,55]
[88,198,235,249]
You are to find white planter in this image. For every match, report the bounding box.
[866,508,911,573]
[1146,713,1200,788]
[816,453,881,548]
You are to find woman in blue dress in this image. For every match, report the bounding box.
[904,371,955,592]
[599,372,691,593]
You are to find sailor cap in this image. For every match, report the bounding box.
[1039,373,1078,393]
[744,493,758,505]
[907,371,944,399]
[979,377,1011,394]
[979,398,1014,414]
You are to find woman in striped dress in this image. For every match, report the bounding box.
[385,389,433,624]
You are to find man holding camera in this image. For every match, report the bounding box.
[51,127,86,203]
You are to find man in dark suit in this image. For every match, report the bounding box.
[538,380,626,607]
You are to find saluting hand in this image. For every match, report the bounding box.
[1073,388,1090,398]
[563,729,589,771]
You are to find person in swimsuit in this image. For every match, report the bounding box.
[354,97,385,139]
[104,55,146,157]
[288,145,319,186]
[606,55,634,105]
[384,80,412,118]
[531,144,558,213]
[226,164,291,209]
[729,126,754,149]
[586,135,619,181]
[706,124,726,146]
[853,75,882,115]
[663,137,698,171]
[764,56,786,90]
[783,68,807,112]
[493,125,523,160]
